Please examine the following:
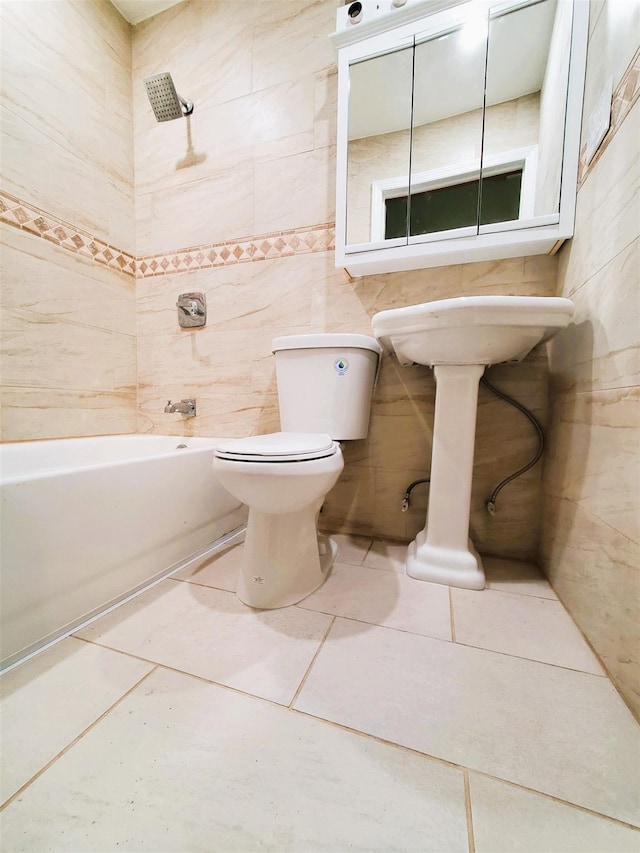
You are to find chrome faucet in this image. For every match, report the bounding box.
[164,398,196,418]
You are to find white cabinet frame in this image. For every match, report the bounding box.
[332,0,589,276]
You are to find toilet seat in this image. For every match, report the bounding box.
[214,432,337,463]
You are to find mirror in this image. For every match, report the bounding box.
[341,0,581,260]
[408,19,487,241]
[346,43,413,247]
[481,0,572,232]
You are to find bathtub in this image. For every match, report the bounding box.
[0,435,247,670]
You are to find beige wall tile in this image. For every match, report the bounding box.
[253,145,336,233]
[320,463,377,538]
[543,386,640,547]
[314,68,338,151]
[0,0,135,440]
[540,496,640,717]
[134,2,254,112]
[137,168,254,254]
[250,0,338,92]
[541,13,640,719]
[0,105,131,252]
[550,238,640,394]
[561,100,639,287]
[373,466,431,542]
[0,0,134,252]
[581,0,640,131]
[134,76,315,198]
[1,388,136,442]
[0,225,136,338]
[1,307,136,394]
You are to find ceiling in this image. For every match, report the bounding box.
[110,0,184,25]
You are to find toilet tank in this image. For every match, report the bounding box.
[273,334,382,440]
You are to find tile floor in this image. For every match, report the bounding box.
[1,534,639,852]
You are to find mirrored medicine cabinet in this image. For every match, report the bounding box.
[331,0,589,276]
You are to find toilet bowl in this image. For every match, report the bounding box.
[214,433,343,608]
[212,334,381,609]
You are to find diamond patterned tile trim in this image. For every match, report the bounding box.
[0,190,136,278]
[1,189,334,279]
[135,223,336,278]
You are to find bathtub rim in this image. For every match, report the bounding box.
[0,435,223,485]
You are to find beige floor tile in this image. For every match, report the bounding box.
[74,580,332,705]
[0,638,152,804]
[173,542,242,591]
[299,561,452,641]
[0,667,469,852]
[330,533,373,566]
[470,774,640,852]
[294,618,640,826]
[452,587,604,674]
[362,539,408,573]
[483,556,558,599]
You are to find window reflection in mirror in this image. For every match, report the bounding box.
[406,19,487,240]
[346,44,413,246]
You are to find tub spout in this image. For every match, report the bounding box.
[164,399,196,418]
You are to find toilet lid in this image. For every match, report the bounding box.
[214,432,337,462]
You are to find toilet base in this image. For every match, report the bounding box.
[237,505,336,609]
[406,530,485,590]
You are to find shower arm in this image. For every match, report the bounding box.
[177,94,194,116]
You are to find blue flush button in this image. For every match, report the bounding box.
[334,358,349,375]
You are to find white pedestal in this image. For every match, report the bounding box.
[406,363,486,590]
[237,505,336,608]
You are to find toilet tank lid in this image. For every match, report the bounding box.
[272,333,382,355]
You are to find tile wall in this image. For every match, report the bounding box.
[132,0,558,556]
[541,1,640,718]
[0,0,137,440]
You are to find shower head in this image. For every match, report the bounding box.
[144,72,194,122]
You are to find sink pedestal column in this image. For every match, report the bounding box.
[407,363,486,590]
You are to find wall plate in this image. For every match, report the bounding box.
[584,77,613,165]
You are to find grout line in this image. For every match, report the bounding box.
[463,771,476,853]
[481,583,560,602]
[0,666,158,812]
[289,705,464,773]
[449,587,457,642]
[466,767,640,833]
[290,610,605,679]
[289,616,336,709]
[449,638,606,678]
[74,639,294,711]
[295,607,453,645]
[290,705,640,832]
[168,576,235,594]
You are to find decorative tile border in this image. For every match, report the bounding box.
[0,190,136,277]
[135,224,335,278]
[579,46,640,187]
[0,187,335,280]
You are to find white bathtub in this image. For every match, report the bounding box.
[0,435,247,670]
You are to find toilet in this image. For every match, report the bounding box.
[213,333,381,609]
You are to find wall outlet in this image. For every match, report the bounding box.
[584,77,613,165]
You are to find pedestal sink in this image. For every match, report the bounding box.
[371,295,574,590]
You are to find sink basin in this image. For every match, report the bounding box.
[371,295,575,366]
[371,295,575,591]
